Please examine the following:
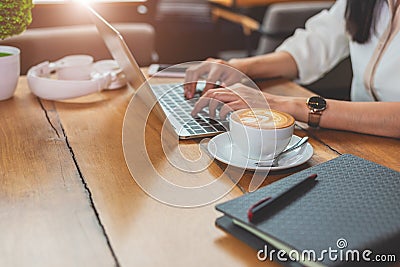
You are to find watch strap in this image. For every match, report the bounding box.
[308,111,322,128]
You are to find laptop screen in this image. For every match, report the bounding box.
[86,4,147,91]
[86,4,168,122]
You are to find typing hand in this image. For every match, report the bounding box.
[183,58,243,99]
[191,83,269,120]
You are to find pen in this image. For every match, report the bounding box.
[247,173,318,222]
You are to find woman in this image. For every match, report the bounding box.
[184,0,400,138]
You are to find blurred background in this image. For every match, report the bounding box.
[27,0,264,63]
[1,0,352,99]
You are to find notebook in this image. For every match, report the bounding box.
[216,154,400,267]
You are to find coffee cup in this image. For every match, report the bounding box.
[229,108,295,160]
[0,46,20,101]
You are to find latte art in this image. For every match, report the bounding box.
[232,109,294,129]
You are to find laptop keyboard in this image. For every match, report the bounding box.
[151,83,227,136]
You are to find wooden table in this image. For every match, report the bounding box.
[1,76,399,266]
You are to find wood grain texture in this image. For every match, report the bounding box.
[307,128,400,171]
[48,75,340,267]
[5,75,398,267]
[0,78,115,266]
[52,79,274,266]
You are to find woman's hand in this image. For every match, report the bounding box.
[183,58,245,99]
[183,52,299,100]
[191,83,271,120]
[191,82,308,121]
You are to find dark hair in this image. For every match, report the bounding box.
[345,0,383,44]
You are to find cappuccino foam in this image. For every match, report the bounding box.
[232,109,294,129]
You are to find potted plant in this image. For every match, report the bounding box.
[0,0,34,100]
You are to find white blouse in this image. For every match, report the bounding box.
[276,0,400,102]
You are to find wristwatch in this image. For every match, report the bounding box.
[306,96,327,128]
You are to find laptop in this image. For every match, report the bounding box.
[86,5,227,139]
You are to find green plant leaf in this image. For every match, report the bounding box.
[0,0,34,40]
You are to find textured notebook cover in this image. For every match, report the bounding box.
[216,154,400,266]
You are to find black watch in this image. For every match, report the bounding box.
[306,96,327,128]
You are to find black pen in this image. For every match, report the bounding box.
[247,173,318,222]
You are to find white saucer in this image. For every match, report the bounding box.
[207,133,313,171]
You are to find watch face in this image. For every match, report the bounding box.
[307,96,327,111]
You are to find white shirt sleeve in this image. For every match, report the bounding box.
[275,0,350,85]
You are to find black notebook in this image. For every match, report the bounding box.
[216,154,400,267]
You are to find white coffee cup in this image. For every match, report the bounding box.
[229,108,295,160]
[0,46,20,101]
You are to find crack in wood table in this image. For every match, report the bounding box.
[0,75,398,266]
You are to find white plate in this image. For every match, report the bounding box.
[207,133,313,171]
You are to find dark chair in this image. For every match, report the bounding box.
[219,1,352,100]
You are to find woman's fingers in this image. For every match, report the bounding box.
[219,100,247,120]
[190,83,271,121]
[191,88,243,117]
[184,58,243,99]
[204,67,224,94]
[191,96,210,117]
[184,62,210,99]
[208,98,222,119]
